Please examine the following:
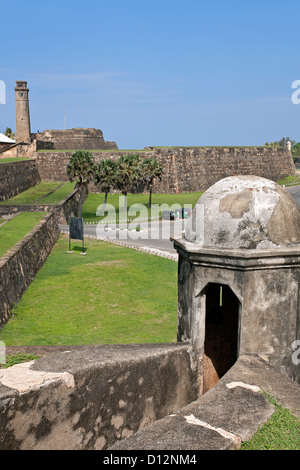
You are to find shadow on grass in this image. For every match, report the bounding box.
[72,245,88,253]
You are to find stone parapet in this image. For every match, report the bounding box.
[0,350,299,450]
[0,343,198,450]
[111,354,300,450]
[34,146,296,193]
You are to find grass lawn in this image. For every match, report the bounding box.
[37,181,75,204]
[241,394,300,450]
[0,157,31,163]
[0,181,63,205]
[0,235,178,345]
[0,181,74,205]
[277,175,300,186]
[0,212,46,258]
[82,191,203,223]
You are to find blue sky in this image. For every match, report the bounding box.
[1,0,300,149]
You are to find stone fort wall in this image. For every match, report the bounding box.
[0,159,40,201]
[35,146,296,193]
[34,128,118,151]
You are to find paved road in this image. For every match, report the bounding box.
[60,185,300,254]
[286,185,300,208]
[61,218,186,253]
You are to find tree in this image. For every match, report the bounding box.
[66,151,95,217]
[278,137,295,148]
[140,157,163,207]
[264,137,296,147]
[114,153,141,211]
[94,159,117,216]
[292,142,300,165]
[3,127,15,139]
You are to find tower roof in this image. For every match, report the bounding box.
[184,175,300,249]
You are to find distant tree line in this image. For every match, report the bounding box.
[292,143,300,164]
[264,137,300,164]
[66,151,163,216]
[264,137,295,148]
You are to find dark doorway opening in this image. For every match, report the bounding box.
[203,283,240,393]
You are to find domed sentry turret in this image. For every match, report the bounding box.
[184,175,300,249]
[173,175,300,394]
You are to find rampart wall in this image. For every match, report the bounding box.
[0,160,40,201]
[35,146,296,193]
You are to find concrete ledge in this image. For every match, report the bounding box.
[110,355,300,450]
[1,348,299,450]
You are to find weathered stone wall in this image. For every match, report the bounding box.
[36,140,54,151]
[0,343,198,450]
[0,160,40,201]
[35,151,79,181]
[0,212,60,329]
[35,146,296,193]
[152,146,296,193]
[57,184,89,223]
[1,347,299,450]
[34,128,118,151]
[0,143,12,152]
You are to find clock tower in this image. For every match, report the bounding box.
[15,81,31,144]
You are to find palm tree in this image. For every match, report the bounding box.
[94,159,117,216]
[66,151,95,217]
[140,157,163,207]
[114,153,141,211]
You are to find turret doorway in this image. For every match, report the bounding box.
[203,283,240,393]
